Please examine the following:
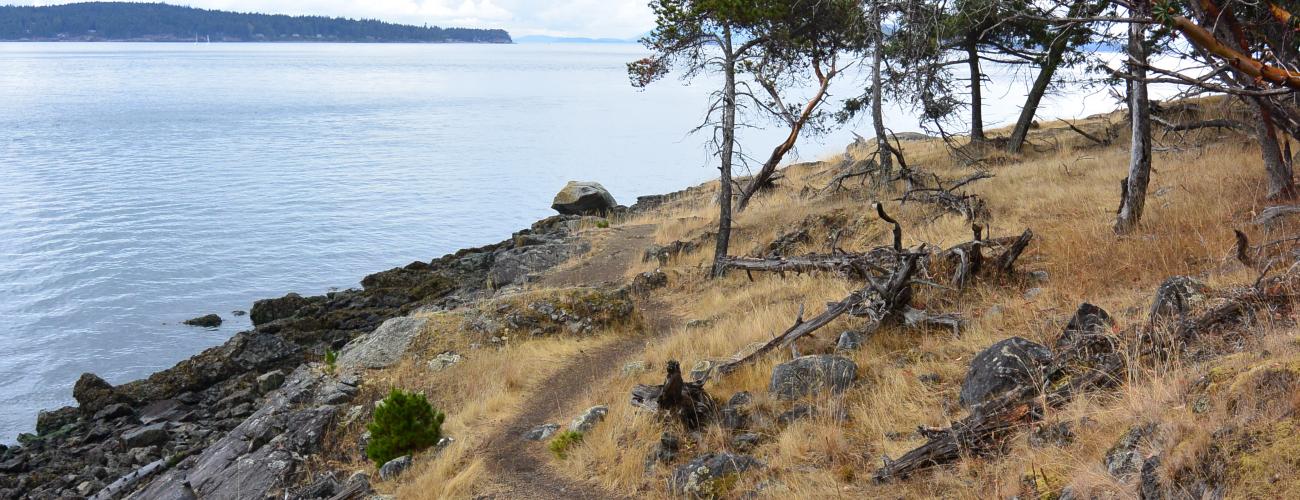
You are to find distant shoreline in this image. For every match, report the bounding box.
[0,39,515,44]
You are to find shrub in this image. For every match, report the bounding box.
[366,389,446,467]
[596,219,610,229]
[324,349,338,374]
[548,430,584,459]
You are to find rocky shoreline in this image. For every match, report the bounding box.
[0,186,668,499]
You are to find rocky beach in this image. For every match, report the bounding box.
[0,181,656,499]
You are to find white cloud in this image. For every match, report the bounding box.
[9,0,655,38]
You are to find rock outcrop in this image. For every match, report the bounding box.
[336,316,429,370]
[183,314,223,328]
[1,214,597,499]
[132,366,343,499]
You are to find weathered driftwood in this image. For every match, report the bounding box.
[89,459,168,500]
[1253,205,1300,227]
[630,360,716,429]
[718,253,887,280]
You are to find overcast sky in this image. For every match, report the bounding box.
[8,0,656,38]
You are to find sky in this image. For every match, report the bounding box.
[6,0,656,38]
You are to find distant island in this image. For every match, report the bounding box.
[0,2,512,43]
[515,35,635,44]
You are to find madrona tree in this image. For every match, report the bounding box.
[631,0,863,274]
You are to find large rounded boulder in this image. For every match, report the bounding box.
[551,181,617,215]
[769,354,857,400]
[959,337,1053,409]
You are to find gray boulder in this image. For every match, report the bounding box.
[337,316,429,370]
[836,330,864,351]
[769,355,858,400]
[1105,423,1158,478]
[378,455,412,481]
[427,352,463,372]
[551,181,617,215]
[568,405,608,433]
[122,424,168,449]
[1150,276,1209,322]
[92,403,135,421]
[257,370,286,394]
[523,423,560,441]
[959,337,1053,409]
[183,314,223,328]
[669,452,762,496]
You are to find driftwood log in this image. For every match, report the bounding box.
[1253,205,1300,227]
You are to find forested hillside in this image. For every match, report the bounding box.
[0,2,512,43]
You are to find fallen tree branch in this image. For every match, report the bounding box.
[1254,205,1300,226]
[711,287,872,379]
[1151,115,1247,132]
[717,253,889,279]
[995,229,1034,273]
[1062,118,1111,145]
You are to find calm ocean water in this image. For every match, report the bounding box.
[0,42,1126,442]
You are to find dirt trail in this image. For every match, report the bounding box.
[478,224,672,499]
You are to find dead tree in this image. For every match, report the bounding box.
[943,228,1034,290]
[898,171,993,221]
[630,360,717,429]
[1114,0,1153,234]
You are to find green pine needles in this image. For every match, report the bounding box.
[548,430,584,459]
[324,348,338,374]
[366,389,446,467]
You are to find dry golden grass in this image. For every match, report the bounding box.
[548,97,1300,498]
[342,96,1300,498]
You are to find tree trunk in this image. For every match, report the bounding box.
[1255,106,1295,199]
[870,6,892,180]
[735,60,834,211]
[711,28,737,278]
[966,35,986,143]
[1007,34,1077,153]
[1115,3,1152,234]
